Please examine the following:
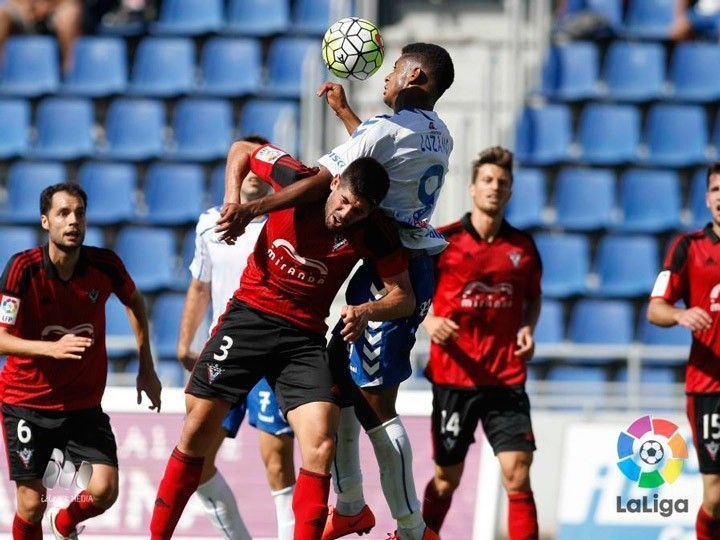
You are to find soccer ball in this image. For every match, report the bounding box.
[639,440,664,465]
[322,17,384,80]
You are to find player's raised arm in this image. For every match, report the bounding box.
[125,289,162,412]
[317,82,362,135]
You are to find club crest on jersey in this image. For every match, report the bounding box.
[707,441,720,461]
[332,234,348,252]
[268,238,328,284]
[509,252,522,268]
[207,363,223,384]
[17,448,33,469]
[88,289,99,303]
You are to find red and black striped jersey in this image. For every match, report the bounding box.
[0,244,135,410]
[651,224,720,393]
[235,144,407,334]
[426,215,542,388]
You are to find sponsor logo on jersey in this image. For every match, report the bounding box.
[460,281,514,309]
[0,295,20,325]
[267,238,328,284]
[41,323,95,340]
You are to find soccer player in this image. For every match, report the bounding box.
[216,42,454,540]
[177,137,296,540]
[0,183,162,540]
[647,162,720,540]
[149,141,416,540]
[419,147,541,539]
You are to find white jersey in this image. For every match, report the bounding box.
[318,108,453,254]
[189,206,267,328]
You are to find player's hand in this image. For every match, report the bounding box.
[423,315,459,345]
[674,307,712,332]
[340,304,370,343]
[177,348,199,372]
[317,82,351,116]
[215,202,253,244]
[48,333,93,360]
[515,326,535,361]
[136,366,162,413]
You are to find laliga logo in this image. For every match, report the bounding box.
[616,415,689,517]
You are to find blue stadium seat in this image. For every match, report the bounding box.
[0,227,36,268]
[31,97,94,160]
[292,0,333,35]
[603,41,665,102]
[554,168,615,230]
[617,169,681,232]
[144,163,205,225]
[594,235,659,297]
[514,105,571,165]
[546,365,608,384]
[1,162,66,223]
[0,98,30,158]
[106,296,135,358]
[505,168,546,228]
[616,366,676,385]
[83,227,105,248]
[102,98,165,160]
[0,36,59,96]
[78,162,137,224]
[115,227,178,291]
[534,300,564,345]
[688,169,709,229]
[577,103,639,164]
[263,37,318,98]
[210,164,225,207]
[198,38,262,96]
[152,293,186,358]
[569,299,633,353]
[565,0,623,30]
[151,0,223,35]
[669,43,720,102]
[168,98,233,161]
[623,0,675,38]
[643,104,708,167]
[239,99,299,155]
[542,41,599,101]
[225,0,290,36]
[62,37,127,97]
[534,233,589,298]
[128,38,195,97]
[638,303,691,347]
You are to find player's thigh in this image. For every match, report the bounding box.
[687,393,720,474]
[248,377,293,436]
[430,386,480,467]
[65,407,118,470]
[480,386,536,456]
[1,404,66,483]
[188,299,278,407]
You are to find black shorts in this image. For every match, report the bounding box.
[431,384,536,466]
[187,299,336,414]
[1,404,118,482]
[687,393,720,474]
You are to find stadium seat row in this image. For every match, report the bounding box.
[0,97,298,160]
[0,35,317,98]
[515,103,720,167]
[507,167,710,232]
[543,41,720,102]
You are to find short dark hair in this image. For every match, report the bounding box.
[401,43,455,99]
[707,162,720,189]
[40,183,87,215]
[472,146,514,184]
[242,134,270,145]
[340,157,389,207]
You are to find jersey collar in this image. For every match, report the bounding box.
[42,243,88,281]
[461,213,510,242]
[704,223,720,244]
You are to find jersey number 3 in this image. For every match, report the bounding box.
[213,336,233,361]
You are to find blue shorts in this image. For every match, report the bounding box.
[221,378,292,437]
[334,255,435,388]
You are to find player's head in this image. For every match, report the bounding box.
[470,146,513,217]
[40,183,87,250]
[383,43,454,109]
[325,157,390,230]
[240,135,273,203]
[706,162,720,225]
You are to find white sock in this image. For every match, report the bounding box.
[271,485,295,540]
[367,416,425,537]
[332,406,366,516]
[196,471,251,540]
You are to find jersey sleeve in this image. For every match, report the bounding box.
[189,214,213,283]
[94,249,136,306]
[650,234,689,303]
[317,117,396,175]
[361,212,408,277]
[250,144,319,191]
[0,253,32,328]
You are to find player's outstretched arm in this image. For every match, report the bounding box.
[0,328,92,360]
[340,269,415,342]
[647,297,712,331]
[125,289,162,412]
[176,278,211,371]
[317,82,362,135]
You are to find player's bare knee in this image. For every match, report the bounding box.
[434,472,459,498]
[304,434,335,472]
[500,454,532,493]
[16,490,46,522]
[703,482,720,514]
